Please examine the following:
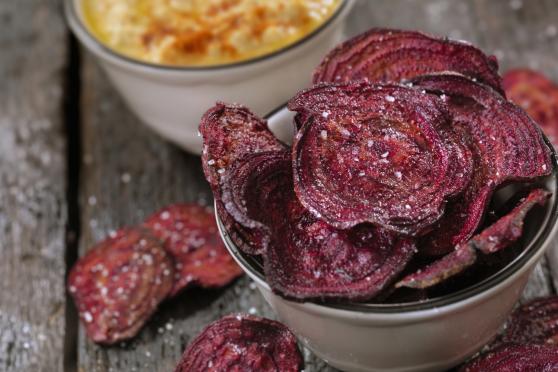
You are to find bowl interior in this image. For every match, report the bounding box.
[219,105,558,313]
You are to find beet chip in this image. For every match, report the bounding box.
[68,228,174,344]
[500,296,558,346]
[199,103,286,254]
[398,188,551,289]
[175,314,303,372]
[396,242,476,289]
[313,28,502,93]
[460,344,558,372]
[144,204,243,297]
[472,188,551,254]
[289,82,461,235]
[413,73,552,255]
[220,151,291,252]
[503,68,558,148]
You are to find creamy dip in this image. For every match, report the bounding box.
[82,0,341,66]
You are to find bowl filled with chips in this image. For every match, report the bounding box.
[65,0,355,154]
[200,28,558,372]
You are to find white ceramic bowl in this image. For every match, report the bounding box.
[217,106,558,372]
[65,0,355,154]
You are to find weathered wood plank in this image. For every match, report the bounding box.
[0,1,68,371]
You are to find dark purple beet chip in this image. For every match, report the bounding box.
[265,192,416,302]
[289,82,464,235]
[471,188,551,254]
[500,296,558,346]
[199,102,285,192]
[313,28,503,94]
[220,151,291,255]
[459,344,558,372]
[504,68,558,149]
[68,228,174,344]
[199,103,286,253]
[396,242,477,289]
[412,73,552,255]
[398,188,551,289]
[175,314,303,372]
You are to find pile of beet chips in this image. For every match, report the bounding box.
[201,28,554,304]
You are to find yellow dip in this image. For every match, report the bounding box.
[81,0,342,66]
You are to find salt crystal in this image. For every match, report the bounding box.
[83,312,93,323]
[322,111,330,118]
[385,95,395,103]
[121,172,132,183]
[381,152,389,158]
[320,130,328,140]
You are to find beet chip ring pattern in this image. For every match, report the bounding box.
[313,28,503,94]
[144,204,243,297]
[412,73,552,255]
[200,102,286,255]
[175,314,303,372]
[289,82,461,235]
[68,228,174,344]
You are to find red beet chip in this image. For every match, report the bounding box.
[313,28,502,94]
[199,103,286,253]
[264,187,416,301]
[472,188,551,254]
[398,188,551,289]
[68,228,174,344]
[144,204,243,297]
[220,151,291,254]
[500,296,558,346]
[199,102,285,193]
[175,314,303,372]
[459,344,558,372]
[289,82,462,235]
[412,73,552,255]
[396,242,477,289]
[503,68,558,148]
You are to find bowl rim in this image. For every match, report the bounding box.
[217,105,558,314]
[64,0,351,72]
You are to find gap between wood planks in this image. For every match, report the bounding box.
[63,34,82,372]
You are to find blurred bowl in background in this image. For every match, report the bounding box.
[65,0,355,154]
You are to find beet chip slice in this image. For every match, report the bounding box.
[265,188,416,301]
[413,73,552,255]
[143,204,243,297]
[500,296,558,346]
[313,28,503,93]
[199,103,286,254]
[460,344,558,372]
[289,82,460,235]
[220,151,291,251]
[472,188,551,254]
[396,242,476,289]
[68,228,174,344]
[397,188,551,289]
[503,68,558,148]
[175,314,303,372]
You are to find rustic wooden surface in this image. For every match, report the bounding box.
[2,0,558,371]
[0,1,68,372]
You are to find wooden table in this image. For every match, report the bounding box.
[2,0,558,371]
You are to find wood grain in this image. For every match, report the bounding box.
[0,1,68,371]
